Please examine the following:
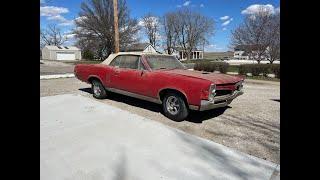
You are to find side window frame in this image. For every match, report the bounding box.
[109,55,122,67]
[138,56,146,70]
[119,55,140,70]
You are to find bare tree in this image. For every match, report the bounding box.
[162,9,214,60]
[40,24,67,48]
[74,0,140,60]
[265,13,280,63]
[231,9,278,64]
[162,12,177,54]
[141,13,159,47]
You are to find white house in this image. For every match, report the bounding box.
[42,45,81,61]
[234,45,270,60]
[234,45,250,60]
[170,47,204,61]
[122,43,158,53]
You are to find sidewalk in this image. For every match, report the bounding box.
[41,94,279,180]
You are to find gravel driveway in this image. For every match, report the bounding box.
[40,78,280,164]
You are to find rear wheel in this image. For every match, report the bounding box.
[162,92,189,121]
[92,80,107,99]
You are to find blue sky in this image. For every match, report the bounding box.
[40,0,280,52]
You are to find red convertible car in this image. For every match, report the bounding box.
[74,52,244,121]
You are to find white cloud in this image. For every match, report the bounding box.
[200,3,204,8]
[275,7,280,13]
[74,16,87,23]
[40,0,45,4]
[222,27,227,31]
[183,1,191,6]
[58,21,74,26]
[221,18,233,26]
[46,14,74,26]
[40,6,74,26]
[40,6,69,17]
[220,16,229,21]
[47,15,65,21]
[241,4,278,15]
[65,33,76,39]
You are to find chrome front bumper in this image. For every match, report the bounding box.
[198,90,244,111]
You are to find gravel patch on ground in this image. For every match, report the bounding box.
[40,78,280,164]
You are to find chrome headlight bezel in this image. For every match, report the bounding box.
[208,84,216,102]
[236,80,244,91]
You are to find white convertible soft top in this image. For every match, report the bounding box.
[101,52,173,65]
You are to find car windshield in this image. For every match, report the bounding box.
[145,55,186,70]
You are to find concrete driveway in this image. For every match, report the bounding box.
[41,94,279,180]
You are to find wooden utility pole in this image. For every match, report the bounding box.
[113,0,119,53]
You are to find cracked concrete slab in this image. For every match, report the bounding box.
[40,94,279,180]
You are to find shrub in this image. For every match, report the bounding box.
[238,64,280,78]
[217,62,229,73]
[270,64,280,78]
[194,62,229,73]
[251,65,266,76]
[238,65,248,75]
[82,49,95,60]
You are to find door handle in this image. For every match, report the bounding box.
[114,69,120,76]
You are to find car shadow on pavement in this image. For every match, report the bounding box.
[79,88,228,123]
[186,107,230,123]
[270,99,280,102]
[79,88,162,113]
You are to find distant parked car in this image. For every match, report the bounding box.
[74,52,244,121]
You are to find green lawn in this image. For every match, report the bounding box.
[203,52,233,60]
[244,76,280,82]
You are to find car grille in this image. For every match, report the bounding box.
[215,90,233,96]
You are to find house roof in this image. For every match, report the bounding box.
[44,45,80,51]
[121,43,153,52]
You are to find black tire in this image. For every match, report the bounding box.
[162,92,189,121]
[92,80,107,99]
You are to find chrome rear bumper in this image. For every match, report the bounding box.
[197,90,243,111]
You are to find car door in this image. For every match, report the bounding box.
[109,55,144,94]
[107,55,122,88]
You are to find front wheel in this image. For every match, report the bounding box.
[92,80,107,99]
[162,92,189,121]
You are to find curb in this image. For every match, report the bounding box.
[40,73,75,80]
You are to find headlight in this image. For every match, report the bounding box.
[237,80,244,91]
[208,84,216,102]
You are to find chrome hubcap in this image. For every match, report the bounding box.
[166,96,180,115]
[93,84,101,96]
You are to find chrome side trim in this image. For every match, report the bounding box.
[106,87,162,104]
[189,105,199,110]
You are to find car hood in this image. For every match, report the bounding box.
[162,69,243,84]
